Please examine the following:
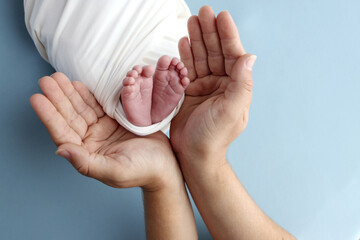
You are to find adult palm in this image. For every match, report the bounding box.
[31,72,176,190]
[170,6,257,161]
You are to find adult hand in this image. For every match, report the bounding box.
[170,6,257,164]
[169,7,295,240]
[31,72,177,190]
[30,72,198,239]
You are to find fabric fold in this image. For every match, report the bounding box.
[25,0,191,135]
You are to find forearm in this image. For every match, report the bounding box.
[180,156,295,240]
[142,165,197,240]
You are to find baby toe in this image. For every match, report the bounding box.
[171,57,180,66]
[142,65,155,78]
[180,77,190,88]
[180,67,188,77]
[123,77,135,86]
[127,70,139,78]
[169,58,179,71]
[176,61,185,70]
[157,55,171,70]
[133,65,142,73]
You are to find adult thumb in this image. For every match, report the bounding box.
[56,143,94,177]
[226,54,257,108]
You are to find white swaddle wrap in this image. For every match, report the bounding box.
[25,0,191,135]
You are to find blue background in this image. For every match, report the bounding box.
[1,0,359,239]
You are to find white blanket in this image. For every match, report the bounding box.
[25,0,190,135]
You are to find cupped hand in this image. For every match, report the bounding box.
[31,72,178,190]
[170,6,257,163]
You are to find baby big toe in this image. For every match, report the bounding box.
[157,55,171,70]
[142,65,155,78]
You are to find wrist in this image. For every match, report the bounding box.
[142,157,198,240]
[176,146,228,171]
[141,158,184,194]
[177,155,228,190]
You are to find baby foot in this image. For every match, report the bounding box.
[121,65,155,127]
[151,56,190,124]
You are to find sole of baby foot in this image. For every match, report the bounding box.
[121,65,155,127]
[151,56,190,124]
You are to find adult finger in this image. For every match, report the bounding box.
[52,72,98,126]
[56,143,128,188]
[217,11,246,75]
[56,143,109,180]
[178,37,197,81]
[225,54,257,109]
[30,94,82,146]
[72,81,104,118]
[198,6,225,75]
[38,76,88,138]
[188,15,211,78]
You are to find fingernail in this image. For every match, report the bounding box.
[56,149,71,161]
[246,55,257,71]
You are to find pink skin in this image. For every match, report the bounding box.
[151,56,190,124]
[121,65,154,127]
[121,56,190,127]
